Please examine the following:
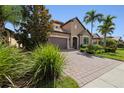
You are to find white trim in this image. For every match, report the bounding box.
[49,35,69,39]
[82,35,90,37]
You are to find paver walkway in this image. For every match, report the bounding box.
[62,50,122,87]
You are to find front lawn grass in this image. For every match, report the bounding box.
[35,76,79,88]
[96,48,124,61]
[55,76,79,88]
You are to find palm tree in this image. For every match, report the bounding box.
[97,15,116,47]
[0,6,22,43]
[83,10,103,44]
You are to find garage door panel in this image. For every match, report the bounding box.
[48,37,67,49]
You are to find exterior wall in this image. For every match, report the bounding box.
[9,37,18,47]
[70,19,91,48]
[62,18,92,49]
[71,19,84,36]
[53,23,63,32]
[5,31,18,47]
[62,22,71,33]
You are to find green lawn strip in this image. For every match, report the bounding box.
[35,76,79,88]
[55,76,79,88]
[95,48,124,62]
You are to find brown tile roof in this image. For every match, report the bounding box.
[52,20,64,25]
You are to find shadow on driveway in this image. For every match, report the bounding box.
[62,49,104,58]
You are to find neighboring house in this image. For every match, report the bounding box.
[48,17,92,49]
[3,28,18,47]
[92,33,101,45]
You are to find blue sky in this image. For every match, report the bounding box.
[6,5,124,39]
[46,5,124,39]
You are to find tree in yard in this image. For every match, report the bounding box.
[97,15,116,47]
[83,10,103,44]
[0,6,22,43]
[15,5,52,50]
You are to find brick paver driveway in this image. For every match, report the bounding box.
[62,50,122,87]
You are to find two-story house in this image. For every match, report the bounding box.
[48,17,92,49]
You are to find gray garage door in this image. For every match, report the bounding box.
[48,37,67,49]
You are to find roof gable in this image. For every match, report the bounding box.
[62,17,92,37]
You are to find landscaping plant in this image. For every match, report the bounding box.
[80,44,87,52]
[83,44,103,54]
[31,44,64,87]
[98,15,116,47]
[105,38,117,53]
[86,45,96,54]
[117,42,124,48]
[0,42,32,87]
[15,5,52,50]
[0,6,22,44]
[83,10,103,45]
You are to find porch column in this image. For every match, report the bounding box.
[67,38,70,49]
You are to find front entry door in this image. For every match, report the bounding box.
[73,37,77,49]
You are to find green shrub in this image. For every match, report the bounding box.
[117,42,124,48]
[80,44,87,48]
[0,43,32,87]
[31,44,64,87]
[86,45,95,54]
[105,39,117,53]
[80,48,86,52]
[85,45,103,54]
[93,45,104,54]
[106,39,117,48]
[105,47,117,53]
[93,44,103,51]
[80,44,87,52]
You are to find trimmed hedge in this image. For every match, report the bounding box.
[80,44,103,54]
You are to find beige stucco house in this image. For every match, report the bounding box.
[48,17,92,49]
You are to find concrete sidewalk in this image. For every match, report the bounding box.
[83,63,124,88]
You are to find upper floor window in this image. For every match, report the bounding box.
[55,26,59,29]
[54,25,60,29]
